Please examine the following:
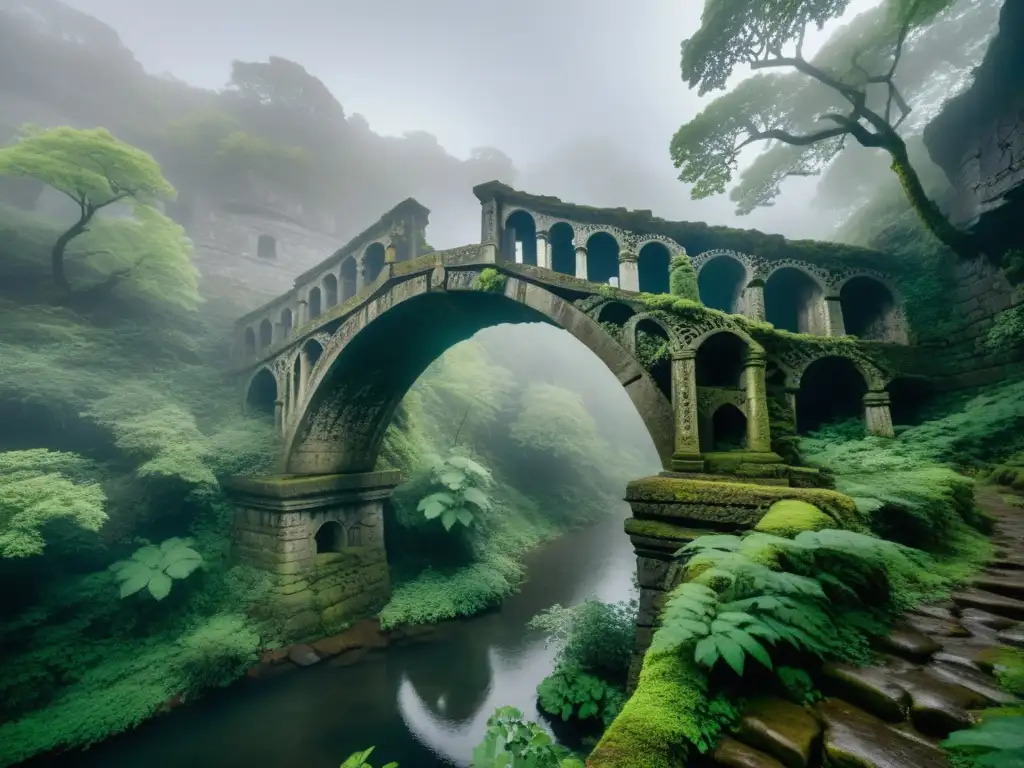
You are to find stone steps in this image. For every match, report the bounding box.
[707,486,1024,768]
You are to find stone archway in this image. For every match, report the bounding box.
[549,222,576,275]
[505,210,538,265]
[586,232,620,286]
[245,367,278,418]
[840,276,906,342]
[765,267,826,334]
[698,254,747,313]
[282,274,675,474]
[795,356,869,434]
[637,242,671,294]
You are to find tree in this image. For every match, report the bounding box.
[0,126,177,293]
[670,0,991,260]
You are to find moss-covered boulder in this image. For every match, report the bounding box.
[754,500,836,538]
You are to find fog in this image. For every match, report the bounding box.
[46,0,882,244]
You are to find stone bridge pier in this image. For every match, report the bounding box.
[227,471,398,638]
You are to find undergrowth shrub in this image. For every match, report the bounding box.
[529,598,637,728]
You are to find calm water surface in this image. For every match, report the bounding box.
[51,509,635,768]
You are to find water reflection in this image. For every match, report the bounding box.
[38,506,636,768]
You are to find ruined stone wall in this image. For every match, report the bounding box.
[902,257,1024,390]
[184,202,346,324]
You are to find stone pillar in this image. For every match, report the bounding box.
[298,345,310,404]
[743,349,772,452]
[355,257,366,295]
[479,199,499,263]
[618,252,639,292]
[825,296,846,337]
[274,398,285,434]
[536,232,550,270]
[385,243,397,264]
[670,350,703,471]
[227,471,398,638]
[863,390,895,437]
[743,281,766,322]
[575,246,588,280]
[297,299,308,327]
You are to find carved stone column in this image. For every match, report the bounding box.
[743,349,772,452]
[743,281,766,322]
[479,199,499,263]
[575,245,588,280]
[536,231,550,270]
[297,345,310,405]
[296,299,308,327]
[825,296,847,337]
[863,390,895,437]
[618,252,639,292]
[670,350,702,471]
[385,243,397,264]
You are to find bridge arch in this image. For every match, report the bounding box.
[549,222,576,275]
[245,366,278,417]
[764,265,826,334]
[282,272,675,474]
[586,231,620,285]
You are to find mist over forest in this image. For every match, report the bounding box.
[2,0,1023,766]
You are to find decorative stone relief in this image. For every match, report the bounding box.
[481,199,499,244]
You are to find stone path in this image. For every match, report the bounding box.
[706,486,1024,768]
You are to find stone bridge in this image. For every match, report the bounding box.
[227,182,907,638]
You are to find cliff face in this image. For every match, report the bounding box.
[924,0,1024,251]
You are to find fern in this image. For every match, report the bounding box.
[536,666,626,727]
[942,716,1024,768]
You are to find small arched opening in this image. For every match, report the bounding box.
[696,332,747,388]
[341,257,358,302]
[308,286,322,320]
[303,338,324,370]
[244,327,256,356]
[698,255,746,313]
[245,368,277,417]
[257,234,277,260]
[887,375,934,428]
[709,403,748,452]
[638,242,671,294]
[796,356,868,434]
[364,243,386,285]
[597,302,637,327]
[586,232,620,286]
[280,308,293,339]
[841,277,899,341]
[314,521,343,554]
[549,222,576,276]
[258,319,273,349]
[765,268,824,334]
[323,273,339,309]
[505,210,538,265]
[635,319,672,400]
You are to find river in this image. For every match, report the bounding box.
[46,506,636,768]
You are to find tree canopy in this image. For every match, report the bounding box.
[0,126,198,306]
[670,0,996,260]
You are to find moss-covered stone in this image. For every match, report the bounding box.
[754,500,835,538]
[588,650,706,768]
[626,475,862,532]
[732,697,822,768]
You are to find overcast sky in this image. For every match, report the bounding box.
[61,0,884,238]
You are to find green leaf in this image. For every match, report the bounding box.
[147,571,173,600]
[340,747,374,768]
[694,636,719,668]
[728,629,774,670]
[131,545,162,567]
[441,508,458,531]
[462,485,491,510]
[446,455,491,479]
[455,507,474,527]
[438,469,467,490]
[118,566,152,598]
[161,545,202,568]
[164,555,202,580]
[943,718,1024,750]
[714,635,746,676]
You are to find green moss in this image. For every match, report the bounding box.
[474,267,507,293]
[626,476,862,530]
[588,650,706,768]
[754,500,835,538]
[623,517,707,543]
[669,256,699,301]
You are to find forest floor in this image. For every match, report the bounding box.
[704,485,1024,768]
